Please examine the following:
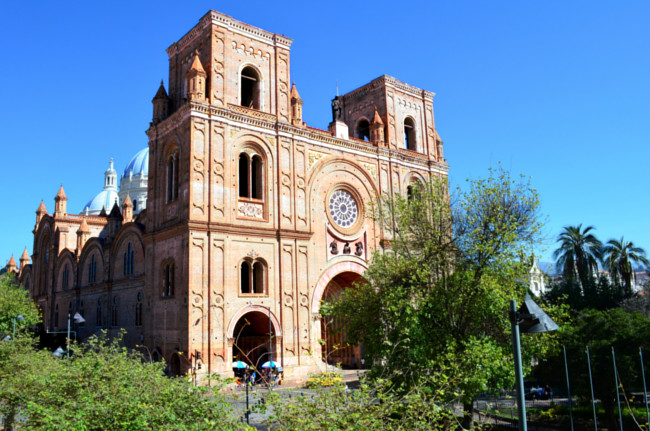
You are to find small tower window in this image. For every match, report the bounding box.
[356,119,370,141]
[240,261,251,294]
[241,66,261,109]
[133,200,137,212]
[404,117,417,151]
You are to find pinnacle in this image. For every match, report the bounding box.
[188,50,206,75]
[153,80,168,100]
[7,255,16,267]
[78,217,90,233]
[122,193,133,208]
[37,200,47,214]
[372,107,383,125]
[55,185,67,201]
[20,247,30,261]
[290,82,301,100]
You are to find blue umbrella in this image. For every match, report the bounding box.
[232,361,249,369]
[261,361,278,368]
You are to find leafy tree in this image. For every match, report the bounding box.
[552,224,602,295]
[559,308,650,431]
[545,273,631,311]
[265,375,462,430]
[325,166,561,422]
[0,273,40,338]
[602,237,649,292]
[0,332,247,430]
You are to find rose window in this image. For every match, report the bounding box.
[329,190,358,228]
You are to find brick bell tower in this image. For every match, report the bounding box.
[144,11,294,377]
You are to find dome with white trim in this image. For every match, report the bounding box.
[119,147,149,215]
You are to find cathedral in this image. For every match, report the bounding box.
[16,10,447,382]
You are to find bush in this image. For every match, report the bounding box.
[304,371,343,388]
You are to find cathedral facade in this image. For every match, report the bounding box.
[19,10,448,382]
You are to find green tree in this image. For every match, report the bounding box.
[326,167,561,422]
[552,224,602,295]
[602,237,649,292]
[0,332,248,430]
[559,308,650,431]
[0,273,40,338]
[265,375,461,430]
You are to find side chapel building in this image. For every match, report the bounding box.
[18,11,448,381]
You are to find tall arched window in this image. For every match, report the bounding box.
[135,292,143,326]
[356,119,370,141]
[241,66,261,109]
[88,254,97,284]
[166,151,179,203]
[96,298,103,327]
[238,152,264,200]
[404,117,416,151]
[162,261,175,297]
[111,296,119,327]
[123,243,134,276]
[62,264,69,290]
[240,259,266,295]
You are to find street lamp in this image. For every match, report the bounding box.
[66,312,85,359]
[12,314,24,339]
[510,294,558,431]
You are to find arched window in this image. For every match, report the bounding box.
[404,117,416,151]
[133,200,137,212]
[54,304,59,328]
[135,292,143,326]
[240,259,266,295]
[111,296,119,327]
[356,119,370,141]
[123,243,134,276]
[96,298,102,327]
[62,264,69,290]
[238,152,264,200]
[88,254,97,284]
[241,66,261,109]
[166,151,179,203]
[162,261,175,297]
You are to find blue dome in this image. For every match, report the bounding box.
[83,189,120,215]
[123,147,149,178]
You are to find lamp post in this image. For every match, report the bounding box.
[509,294,558,431]
[12,314,24,339]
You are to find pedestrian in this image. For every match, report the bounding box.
[250,370,256,387]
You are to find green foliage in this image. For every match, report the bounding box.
[0,332,248,430]
[559,308,650,430]
[553,224,602,293]
[0,273,40,337]
[325,166,562,407]
[265,375,464,431]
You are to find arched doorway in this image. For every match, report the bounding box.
[169,353,181,376]
[232,311,276,369]
[321,271,365,369]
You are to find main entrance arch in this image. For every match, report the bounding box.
[313,261,367,369]
[227,305,282,370]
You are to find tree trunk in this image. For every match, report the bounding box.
[462,400,474,429]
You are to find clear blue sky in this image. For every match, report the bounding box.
[1,1,648,269]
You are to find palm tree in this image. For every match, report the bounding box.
[553,224,602,293]
[602,237,650,291]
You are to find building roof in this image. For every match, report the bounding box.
[122,147,149,179]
